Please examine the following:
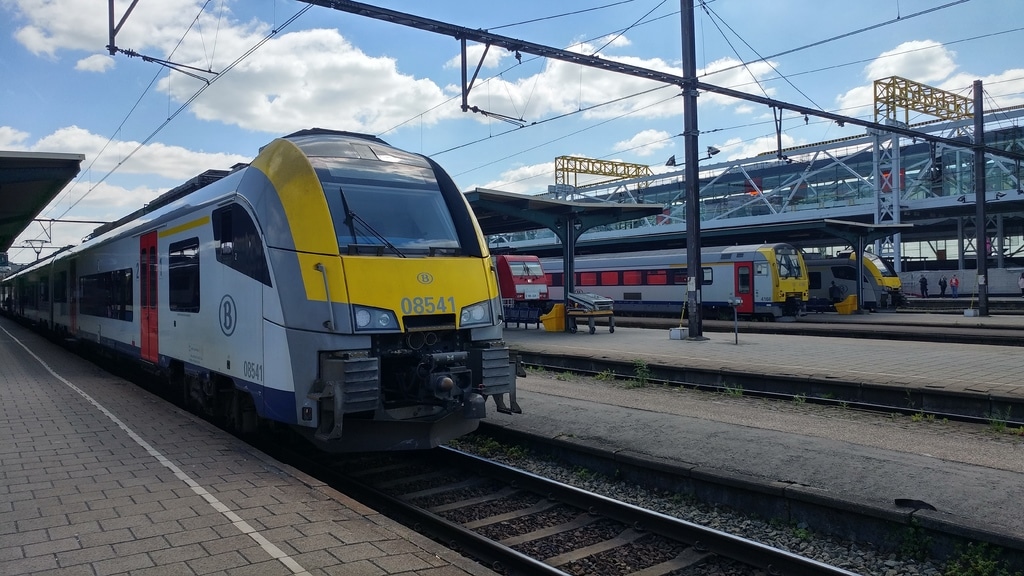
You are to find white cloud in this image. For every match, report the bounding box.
[160,28,458,135]
[30,127,250,179]
[9,126,251,257]
[940,69,1024,109]
[719,134,800,161]
[445,42,510,70]
[8,0,211,57]
[13,179,165,258]
[864,40,955,85]
[472,161,555,195]
[75,54,116,73]
[835,41,960,116]
[0,127,31,148]
[612,129,672,157]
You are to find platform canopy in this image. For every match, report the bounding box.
[465,188,664,237]
[0,151,84,252]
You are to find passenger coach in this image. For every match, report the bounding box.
[543,243,808,320]
[3,128,518,452]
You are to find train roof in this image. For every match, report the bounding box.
[558,243,794,260]
[85,129,421,243]
[87,167,241,240]
[283,128,389,146]
[539,244,800,271]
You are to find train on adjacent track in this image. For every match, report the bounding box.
[1,128,518,453]
[805,250,905,312]
[540,243,809,320]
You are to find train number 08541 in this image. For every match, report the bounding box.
[243,361,263,382]
[401,296,455,314]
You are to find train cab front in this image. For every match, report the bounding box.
[303,256,520,453]
[262,129,519,451]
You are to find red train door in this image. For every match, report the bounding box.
[140,231,159,363]
[734,262,755,315]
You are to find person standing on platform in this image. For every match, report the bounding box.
[919,275,929,298]
[1018,272,1024,297]
[938,276,948,297]
[829,281,842,304]
[950,274,960,298]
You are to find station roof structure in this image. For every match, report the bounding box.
[463,188,918,259]
[0,151,84,252]
[501,215,918,258]
[465,188,664,237]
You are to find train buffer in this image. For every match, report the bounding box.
[567,291,615,334]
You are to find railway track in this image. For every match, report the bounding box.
[280,446,859,576]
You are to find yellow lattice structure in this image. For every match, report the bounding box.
[555,156,653,189]
[874,76,973,125]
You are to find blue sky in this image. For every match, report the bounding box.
[2,0,1023,262]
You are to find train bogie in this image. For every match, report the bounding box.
[3,129,518,453]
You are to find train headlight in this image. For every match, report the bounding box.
[353,305,400,332]
[459,300,493,328]
[355,309,371,327]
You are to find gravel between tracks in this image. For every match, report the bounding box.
[451,370,1024,575]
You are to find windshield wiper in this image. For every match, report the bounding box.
[338,187,405,258]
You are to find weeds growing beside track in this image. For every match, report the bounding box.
[627,358,651,388]
[989,407,1013,433]
[723,383,744,397]
[943,542,1022,576]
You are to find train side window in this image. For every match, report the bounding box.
[831,265,856,281]
[169,238,201,313]
[213,204,271,286]
[623,270,642,286]
[600,271,618,285]
[755,262,768,276]
[646,270,667,285]
[738,266,751,293]
[809,271,822,290]
[79,268,133,320]
[702,267,713,285]
[578,272,597,286]
[54,271,68,303]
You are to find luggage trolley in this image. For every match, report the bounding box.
[566,291,615,334]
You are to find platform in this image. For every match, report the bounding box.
[0,317,493,576]
[493,317,1024,554]
[510,313,1024,403]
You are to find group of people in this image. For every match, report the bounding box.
[918,274,960,298]
[918,272,1024,297]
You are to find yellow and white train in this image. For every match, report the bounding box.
[805,250,904,312]
[543,243,809,320]
[2,129,518,452]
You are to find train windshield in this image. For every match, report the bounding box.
[862,253,897,277]
[774,247,803,278]
[509,261,544,277]
[314,160,461,255]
